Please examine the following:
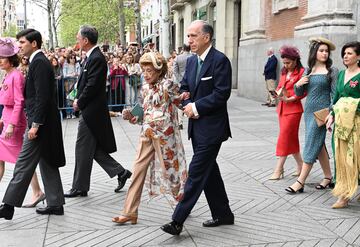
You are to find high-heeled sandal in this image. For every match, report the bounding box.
[285,180,304,194]
[22,194,46,208]
[269,169,284,180]
[315,177,334,190]
[112,215,138,224]
[332,198,349,209]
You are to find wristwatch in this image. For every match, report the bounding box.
[31,122,40,129]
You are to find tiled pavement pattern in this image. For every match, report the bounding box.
[1,93,360,247]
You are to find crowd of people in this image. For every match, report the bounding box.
[0,18,359,238]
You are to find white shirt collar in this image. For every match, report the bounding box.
[198,45,212,62]
[29,49,42,63]
[86,45,98,58]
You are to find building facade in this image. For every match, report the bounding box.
[0,0,16,36]
[167,0,360,101]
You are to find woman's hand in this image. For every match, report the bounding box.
[180,92,190,101]
[129,116,137,124]
[5,124,14,139]
[0,120,3,132]
[296,76,309,87]
[325,113,334,132]
[278,95,288,102]
[122,109,132,120]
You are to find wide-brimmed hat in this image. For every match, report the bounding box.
[0,38,19,57]
[309,37,336,51]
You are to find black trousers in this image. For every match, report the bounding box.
[172,139,233,224]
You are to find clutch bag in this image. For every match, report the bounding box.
[130,103,144,122]
[313,108,330,127]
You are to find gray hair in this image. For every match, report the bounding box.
[191,20,214,40]
[79,25,98,45]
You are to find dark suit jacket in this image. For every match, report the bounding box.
[25,51,65,167]
[264,55,278,80]
[76,47,117,153]
[180,47,232,145]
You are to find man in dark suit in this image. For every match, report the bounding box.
[64,25,131,198]
[262,48,278,107]
[161,20,234,235]
[0,29,66,219]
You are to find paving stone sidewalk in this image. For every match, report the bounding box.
[1,93,360,247]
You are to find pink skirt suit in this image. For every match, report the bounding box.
[0,69,27,163]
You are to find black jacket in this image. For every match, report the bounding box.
[76,47,117,153]
[25,51,65,167]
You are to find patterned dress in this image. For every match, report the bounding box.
[138,78,187,203]
[294,68,338,164]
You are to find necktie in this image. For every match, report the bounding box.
[196,57,203,84]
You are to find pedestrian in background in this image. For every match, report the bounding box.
[269,45,305,180]
[173,44,192,130]
[326,41,360,208]
[262,48,278,107]
[161,20,234,236]
[286,37,338,194]
[0,29,66,220]
[112,52,188,225]
[65,25,131,198]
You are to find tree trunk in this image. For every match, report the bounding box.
[118,0,126,46]
[47,0,54,50]
[51,10,58,47]
[135,0,142,47]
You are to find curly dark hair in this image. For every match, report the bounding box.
[341,41,360,68]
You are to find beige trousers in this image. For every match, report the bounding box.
[122,135,165,217]
[265,79,276,104]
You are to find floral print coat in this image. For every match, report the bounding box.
[138,78,187,203]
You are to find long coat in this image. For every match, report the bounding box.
[25,52,65,167]
[76,47,117,153]
[181,47,232,145]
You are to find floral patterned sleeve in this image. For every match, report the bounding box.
[163,79,183,108]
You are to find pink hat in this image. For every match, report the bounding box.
[0,38,19,57]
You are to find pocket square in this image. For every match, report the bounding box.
[201,76,212,81]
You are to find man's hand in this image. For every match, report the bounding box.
[28,127,38,140]
[180,92,190,101]
[73,99,79,111]
[183,104,195,118]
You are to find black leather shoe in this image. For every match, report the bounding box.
[202,216,234,227]
[114,170,132,193]
[161,221,183,235]
[64,188,88,198]
[36,206,64,215]
[0,204,14,220]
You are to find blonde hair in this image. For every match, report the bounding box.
[139,52,168,79]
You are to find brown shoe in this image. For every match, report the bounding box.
[332,198,349,209]
[112,215,137,224]
[261,103,270,106]
[268,103,276,107]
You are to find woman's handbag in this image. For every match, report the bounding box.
[313,108,330,127]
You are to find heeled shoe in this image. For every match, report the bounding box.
[332,199,349,209]
[291,171,300,177]
[112,215,137,224]
[285,180,304,194]
[315,177,335,190]
[269,170,284,180]
[22,194,46,208]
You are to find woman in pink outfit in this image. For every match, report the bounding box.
[0,38,45,207]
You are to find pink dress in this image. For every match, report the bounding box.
[0,69,26,163]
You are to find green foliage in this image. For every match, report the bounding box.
[3,24,18,38]
[59,0,135,46]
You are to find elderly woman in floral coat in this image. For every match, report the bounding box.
[112,52,189,224]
